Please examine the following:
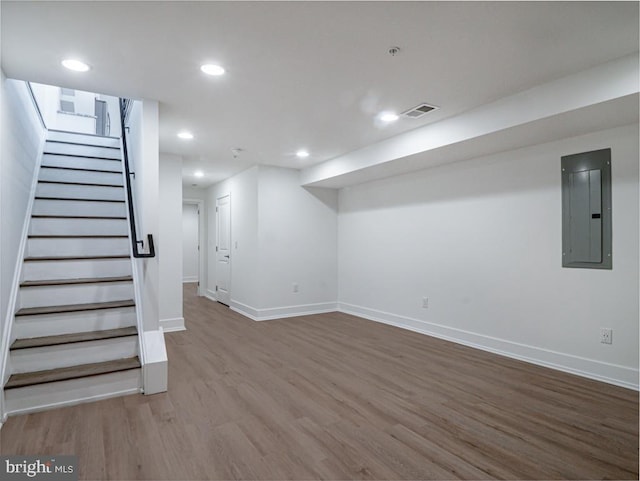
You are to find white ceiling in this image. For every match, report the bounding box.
[2,1,638,188]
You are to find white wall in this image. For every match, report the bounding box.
[158,154,184,331]
[206,165,338,319]
[127,100,161,332]
[338,124,639,389]
[182,204,199,283]
[0,73,46,419]
[0,74,44,336]
[183,186,206,201]
[257,166,338,314]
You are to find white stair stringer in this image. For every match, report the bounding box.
[3,129,143,416]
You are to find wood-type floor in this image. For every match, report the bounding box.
[1,283,638,480]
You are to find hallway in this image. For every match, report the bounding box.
[1,283,638,479]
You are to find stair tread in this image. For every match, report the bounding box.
[47,129,120,140]
[16,299,135,317]
[31,215,127,220]
[40,165,121,174]
[25,255,130,261]
[21,276,133,287]
[5,356,140,389]
[35,196,125,203]
[43,152,121,162]
[39,180,124,188]
[10,326,138,350]
[29,234,127,238]
[46,140,121,150]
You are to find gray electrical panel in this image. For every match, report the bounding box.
[561,148,611,269]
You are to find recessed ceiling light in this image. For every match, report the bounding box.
[194,171,204,178]
[379,112,399,122]
[296,150,310,158]
[61,59,90,72]
[201,64,225,76]
[177,131,194,140]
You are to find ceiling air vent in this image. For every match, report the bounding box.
[401,103,438,119]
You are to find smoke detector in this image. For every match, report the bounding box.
[401,103,438,119]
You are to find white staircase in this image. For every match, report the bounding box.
[4,130,142,414]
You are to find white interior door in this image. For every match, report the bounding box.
[216,194,231,305]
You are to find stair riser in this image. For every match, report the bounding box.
[10,336,138,374]
[39,167,123,185]
[47,131,120,148]
[22,258,132,281]
[33,199,126,218]
[19,282,134,309]
[13,307,137,338]
[44,142,121,160]
[42,154,121,172]
[27,237,130,257]
[4,368,141,415]
[29,218,129,236]
[36,183,125,201]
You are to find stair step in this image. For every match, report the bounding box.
[32,215,127,220]
[10,327,138,351]
[39,180,124,188]
[35,196,125,203]
[25,255,130,261]
[5,356,140,389]
[46,140,120,151]
[28,234,127,238]
[36,182,125,202]
[41,165,121,174]
[29,217,128,236]
[27,236,130,258]
[47,129,120,144]
[21,276,133,287]
[44,142,121,160]
[16,299,135,317]
[33,198,127,218]
[13,307,136,339]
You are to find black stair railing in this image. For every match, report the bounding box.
[119,98,155,258]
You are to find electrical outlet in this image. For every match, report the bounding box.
[422,297,429,309]
[600,328,613,344]
[292,283,299,293]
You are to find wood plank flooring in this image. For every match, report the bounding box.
[2,283,638,480]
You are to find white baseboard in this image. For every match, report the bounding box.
[159,317,185,332]
[230,300,338,321]
[182,277,198,283]
[205,290,218,303]
[338,302,639,391]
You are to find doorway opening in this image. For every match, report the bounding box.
[182,199,205,297]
